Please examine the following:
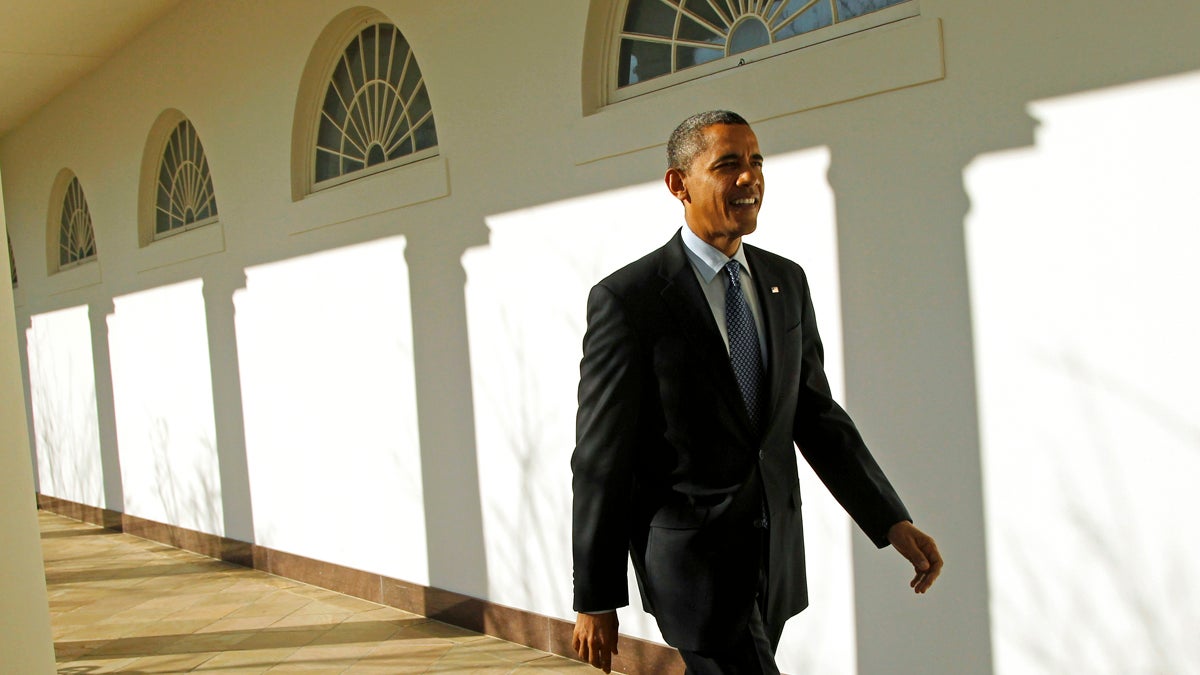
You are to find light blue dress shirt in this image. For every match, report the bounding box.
[680,225,768,366]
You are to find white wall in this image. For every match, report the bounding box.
[108,279,224,534]
[26,304,105,506]
[4,1,1200,673]
[235,237,427,584]
[966,71,1200,674]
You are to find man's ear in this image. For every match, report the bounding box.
[665,168,689,203]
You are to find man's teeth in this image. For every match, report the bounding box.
[732,198,756,205]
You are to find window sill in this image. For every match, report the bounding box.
[46,259,103,295]
[135,222,225,272]
[288,155,449,235]
[574,16,944,165]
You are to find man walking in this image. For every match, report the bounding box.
[571,111,942,674]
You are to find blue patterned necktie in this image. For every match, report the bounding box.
[724,260,766,430]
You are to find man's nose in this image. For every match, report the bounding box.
[736,167,760,186]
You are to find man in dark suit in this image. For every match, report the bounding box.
[571,111,942,674]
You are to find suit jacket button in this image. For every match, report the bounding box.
[758,449,765,460]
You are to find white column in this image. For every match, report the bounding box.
[0,166,56,672]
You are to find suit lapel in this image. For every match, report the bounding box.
[746,246,788,428]
[658,232,754,432]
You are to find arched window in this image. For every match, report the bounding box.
[312,21,438,188]
[154,119,218,238]
[58,176,96,269]
[613,0,915,99]
[138,110,225,255]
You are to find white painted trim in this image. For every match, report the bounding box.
[573,16,943,165]
[285,154,449,235]
[44,258,102,295]
[133,218,225,272]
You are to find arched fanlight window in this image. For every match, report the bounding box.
[314,21,438,186]
[616,0,913,89]
[156,119,218,238]
[6,234,15,288]
[59,177,96,269]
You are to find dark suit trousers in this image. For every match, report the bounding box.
[677,528,782,675]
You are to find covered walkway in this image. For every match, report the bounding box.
[41,511,598,674]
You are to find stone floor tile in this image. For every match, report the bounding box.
[341,606,421,623]
[512,655,602,673]
[88,635,178,659]
[53,637,109,661]
[306,621,401,648]
[271,612,350,630]
[161,629,257,655]
[53,655,141,673]
[277,642,369,670]
[262,666,347,674]
[348,641,455,673]
[234,628,330,652]
[317,595,381,613]
[197,614,282,634]
[56,621,135,641]
[392,618,492,644]
[227,594,315,619]
[192,646,301,671]
[115,651,220,673]
[122,618,218,638]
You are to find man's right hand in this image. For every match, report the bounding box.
[572,611,619,673]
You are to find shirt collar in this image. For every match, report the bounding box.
[680,225,752,283]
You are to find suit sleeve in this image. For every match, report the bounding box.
[572,283,642,612]
[791,269,911,548]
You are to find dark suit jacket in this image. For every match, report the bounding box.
[571,229,910,651]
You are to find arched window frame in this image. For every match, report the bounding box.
[291,7,439,199]
[45,169,98,274]
[604,0,919,104]
[137,109,220,247]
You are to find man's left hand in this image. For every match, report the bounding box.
[887,521,943,594]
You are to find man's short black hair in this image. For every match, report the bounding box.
[667,110,750,173]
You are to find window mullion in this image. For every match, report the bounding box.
[705,0,733,27]
[676,5,727,38]
[771,0,821,36]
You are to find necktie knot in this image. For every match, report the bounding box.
[724,260,742,287]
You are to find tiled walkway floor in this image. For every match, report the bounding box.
[41,511,599,674]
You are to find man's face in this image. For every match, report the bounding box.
[668,123,764,255]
